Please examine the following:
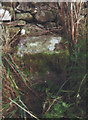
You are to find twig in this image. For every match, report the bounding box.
[76,73,87,98]
[9,29,21,45]
[70,3,75,46]
[0,22,25,26]
[45,96,62,114]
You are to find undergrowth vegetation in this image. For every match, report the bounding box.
[2,54,39,119]
[1,2,87,119]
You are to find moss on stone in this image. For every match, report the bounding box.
[16,13,33,21]
[6,26,20,40]
[15,49,69,77]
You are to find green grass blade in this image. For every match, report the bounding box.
[9,98,39,120]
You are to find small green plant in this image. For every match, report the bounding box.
[44,98,75,118]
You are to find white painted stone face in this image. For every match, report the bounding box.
[17,36,62,57]
[34,10,37,13]
[0,9,11,21]
[21,29,25,35]
[48,37,61,51]
[0,9,5,18]
[30,42,38,46]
